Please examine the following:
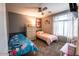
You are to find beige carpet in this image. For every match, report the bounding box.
[32,39,65,56]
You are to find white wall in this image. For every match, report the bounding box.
[0,3,8,56]
[42,15,53,34]
[8,12,36,33]
[76,4,79,55]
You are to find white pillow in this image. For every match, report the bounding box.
[38,31,44,34]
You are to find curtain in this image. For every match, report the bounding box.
[53,12,78,39]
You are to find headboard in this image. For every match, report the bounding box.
[9,32,26,38]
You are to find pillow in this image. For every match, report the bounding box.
[37,31,44,35]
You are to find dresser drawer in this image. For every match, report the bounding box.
[27,34,36,40]
[26,26,36,40]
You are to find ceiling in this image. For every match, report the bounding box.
[41,3,69,14]
[6,3,41,8]
[6,3,69,18]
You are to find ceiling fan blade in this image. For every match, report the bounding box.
[42,7,47,11]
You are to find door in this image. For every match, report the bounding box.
[0,3,8,56]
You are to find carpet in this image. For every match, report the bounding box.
[32,39,65,56]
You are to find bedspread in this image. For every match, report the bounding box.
[36,31,58,45]
[8,34,38,56]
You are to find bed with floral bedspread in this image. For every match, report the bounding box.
[8,34,38,56]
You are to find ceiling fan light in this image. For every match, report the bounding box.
[41,12,44,15]
[38,7,42,12]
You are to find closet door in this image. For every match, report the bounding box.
[0,3,8,55]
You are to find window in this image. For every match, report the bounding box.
[53,12,78,39]
[53,22,64,35]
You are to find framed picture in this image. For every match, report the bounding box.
[36,18,41,28]
[45,19,50,24]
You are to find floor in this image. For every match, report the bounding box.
[32,39,65,56]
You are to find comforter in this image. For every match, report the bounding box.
[8,34,38,56]
[36,31,58,45]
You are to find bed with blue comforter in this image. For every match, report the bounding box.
[8,34,38,56]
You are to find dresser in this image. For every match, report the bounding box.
[26,26,36,40]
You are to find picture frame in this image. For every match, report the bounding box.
[36,18,41,28]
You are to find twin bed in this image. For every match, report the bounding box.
[36,31,58,45]
[8,34,38,56]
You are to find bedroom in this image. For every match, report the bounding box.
[5,3,78,56]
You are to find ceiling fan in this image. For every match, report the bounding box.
[38,7,47,12]
[38,7,48,15]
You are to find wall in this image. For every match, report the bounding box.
[42,15,53,34]
[8,12,36,33]
[76,3,79,55]
[0,3,8,55]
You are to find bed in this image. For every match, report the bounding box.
[8,34,38,56]
[36,31,58,45]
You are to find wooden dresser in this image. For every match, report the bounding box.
[26,26,36,40]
